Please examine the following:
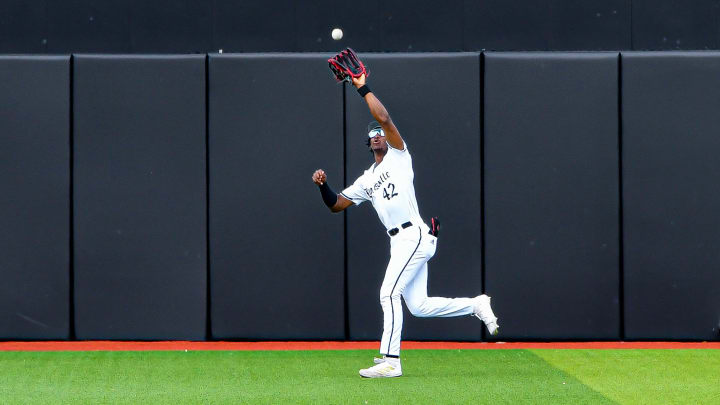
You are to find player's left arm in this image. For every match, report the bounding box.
[352,74,405,151]
[312,169,354,213]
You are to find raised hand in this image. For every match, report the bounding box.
[352,73,366,89]
[312,169,327,185]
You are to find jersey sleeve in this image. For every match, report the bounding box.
[387,139,408,153]
[386,140,412,167]
[340,176,370,205]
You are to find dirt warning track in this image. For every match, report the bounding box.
[1,341,719,351]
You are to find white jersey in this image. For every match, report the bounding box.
[341,142,423,231]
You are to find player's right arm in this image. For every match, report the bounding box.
[312,169,354,213]
[352,74,405,151]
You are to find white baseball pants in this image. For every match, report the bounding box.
[379,224,475,357]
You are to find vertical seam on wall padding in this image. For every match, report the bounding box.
[205,54,212,340]
[618,52,625,339]
[69,54,75,340]
[479,52,486,342]
[342,82,349,340]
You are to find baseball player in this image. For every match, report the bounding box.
[312,73,499,378]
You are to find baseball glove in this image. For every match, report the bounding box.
[328,48,368,83]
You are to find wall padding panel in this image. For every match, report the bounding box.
[209,54,345,339]
[622,52,720,340]
[345,53,482,341]
[484,52,620,340]
[73,55,207,340]
[0,56,70,339]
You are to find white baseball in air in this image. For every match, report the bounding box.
[331,28,343,40]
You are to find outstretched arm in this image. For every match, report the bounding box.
[352,74,405,150]
[312,169,353,213]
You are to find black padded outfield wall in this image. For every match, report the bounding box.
[5,51,720,341]
[622,52,720,340]
[484,52,620,340]
[73,55,207,340]
[0,56,70,339]
[208,54,345,340]
[345,54,483,341]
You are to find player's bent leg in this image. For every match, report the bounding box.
[406,296,476,318]
[403,262,476,318]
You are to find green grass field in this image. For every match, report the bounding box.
[1,349,718,404]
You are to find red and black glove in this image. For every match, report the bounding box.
[328,48,368,83]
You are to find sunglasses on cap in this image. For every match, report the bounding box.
[368,128,385,138]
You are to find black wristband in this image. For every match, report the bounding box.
[357,85,371,97]
[318,182,338,208]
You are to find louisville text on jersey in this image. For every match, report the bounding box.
[364,171,391,198]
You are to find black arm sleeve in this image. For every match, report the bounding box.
[318,182,338,208]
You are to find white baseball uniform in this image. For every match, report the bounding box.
[341,141,475,357]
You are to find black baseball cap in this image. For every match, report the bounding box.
[367,121,381,134]
[366,120,383,147]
